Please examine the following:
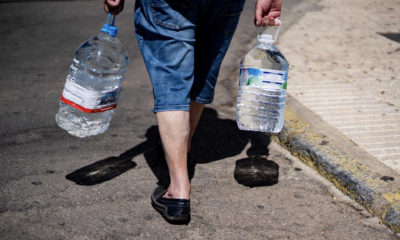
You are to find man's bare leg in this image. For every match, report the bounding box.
[156,101,205,200]
[156,111,190,200]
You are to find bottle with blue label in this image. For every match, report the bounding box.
[56,14,129,138]
[236,19,289,133]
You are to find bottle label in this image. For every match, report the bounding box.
[61,80,120,113]
[239,68,287,90]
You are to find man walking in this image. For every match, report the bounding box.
[104,0,282,224]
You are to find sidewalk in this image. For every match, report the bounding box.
[274,0,400,232]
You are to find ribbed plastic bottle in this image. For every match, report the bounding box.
[236,20,289,133]
[55,14,129,138]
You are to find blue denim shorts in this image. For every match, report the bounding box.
[134,0,245,112]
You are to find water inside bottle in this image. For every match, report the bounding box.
[56,32,129,138]
[236,33,289,133]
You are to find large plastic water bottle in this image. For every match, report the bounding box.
[56,14,129,138]
[236,20,289,133]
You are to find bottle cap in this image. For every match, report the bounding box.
[257,19,281,44]
[100,13,118,37]
[101,24,118,37]
[258,34,274,43]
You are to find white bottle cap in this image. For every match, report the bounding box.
[258,34,274,43]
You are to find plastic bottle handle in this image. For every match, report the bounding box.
[257,19,281,43]
[273,19,281,40]
[101,13,119,37]
[106,13,116,26]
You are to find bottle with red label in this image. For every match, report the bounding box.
[56,14,129,138]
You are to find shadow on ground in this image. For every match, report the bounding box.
[66,108,279,187]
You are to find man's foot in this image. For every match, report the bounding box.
[151,186,191,224]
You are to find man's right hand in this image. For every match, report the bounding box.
[104,0,125,15]
[254,0,282,26]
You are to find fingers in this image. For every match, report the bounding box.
[254,0,271,26]
[255,16,280,27]
[267,16,280,26]
[104,0,124,15]
[104,3,110,13]
[254,1,263,26]
[106,0,120,7]
[254,0,281,26]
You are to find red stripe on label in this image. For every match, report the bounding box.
[61,96,117,113]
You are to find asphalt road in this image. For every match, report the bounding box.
[0,0,398,239]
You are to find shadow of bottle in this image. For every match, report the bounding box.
[66,107,279,188]
[66,156,137,186]
[234,156,279,187]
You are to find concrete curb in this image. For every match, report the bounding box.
[273,96,400,233]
